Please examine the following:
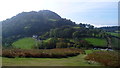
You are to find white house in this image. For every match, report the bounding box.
[32,35,38,39]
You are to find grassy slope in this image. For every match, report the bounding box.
[84,38,107,47]
[107,32,120,49]
[73,26,80,29]
[85,50,100,54]
[111,37,120,49]
[107,32,120,37]
[44,38,51,42]
[2,54,101,66]
[12,37,37,49]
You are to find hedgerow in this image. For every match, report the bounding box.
[2,48,84,58]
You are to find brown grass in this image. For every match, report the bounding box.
[84,51,120,66]
[2,48,84,58]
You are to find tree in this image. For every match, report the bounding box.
[72,31,81,38]
[56,42,68,48]
[79,40,93,49]
[46,38,58,49]
[79,23,86,28]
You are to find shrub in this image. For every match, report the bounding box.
[85,51,120,67]
[2,48,84,58]
[56,42,68,48]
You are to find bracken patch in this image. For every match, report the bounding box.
[84,51,120,67]
[2,48,84,58]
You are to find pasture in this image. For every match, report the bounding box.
[2,54,101,66]
[84,38,107,47]
[12,37,39,49]
[110,37,120,49]
[107,32,120,37]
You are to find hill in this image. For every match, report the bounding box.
[2,10,76,38]
[2,10,119,50]
[100,26,120,32]
[2,10,75,46]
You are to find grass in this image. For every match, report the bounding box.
[12,37,38,49]
[107,32,120,37]
[2,54,101,66]
[73,27,80,29]
[69,39,75,42]
[84,38,107,47]
[44,38,52,42]
[110,37,120,49]
[49,19,57,21]
[85,50,93,54]
[85,50,101,54]
[2,48,102,66]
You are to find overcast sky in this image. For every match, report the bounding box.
[0,0,119,27]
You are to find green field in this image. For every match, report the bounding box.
[111,37,120,49]
[12,37,38,49]
[49,19,57,21]
[73,26,80,29]
[85,50,101,54]
[107,32,120,37]
[84,38,107,47]
[2,54,101,66]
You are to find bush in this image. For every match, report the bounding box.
[2,48,84,58]
[74,40,93,49]
[84,51,120,66]
[56,42,68,48]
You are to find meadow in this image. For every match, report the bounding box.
[2,48,119,66]
[2,54,101,66]
[110,37,120,49]
[107,32,120,37]
[2,48,102,66]
[12,37,39,49]
[84,38,107,47]
[85,49,101,54]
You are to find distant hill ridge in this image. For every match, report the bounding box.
[15,10,61,20]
